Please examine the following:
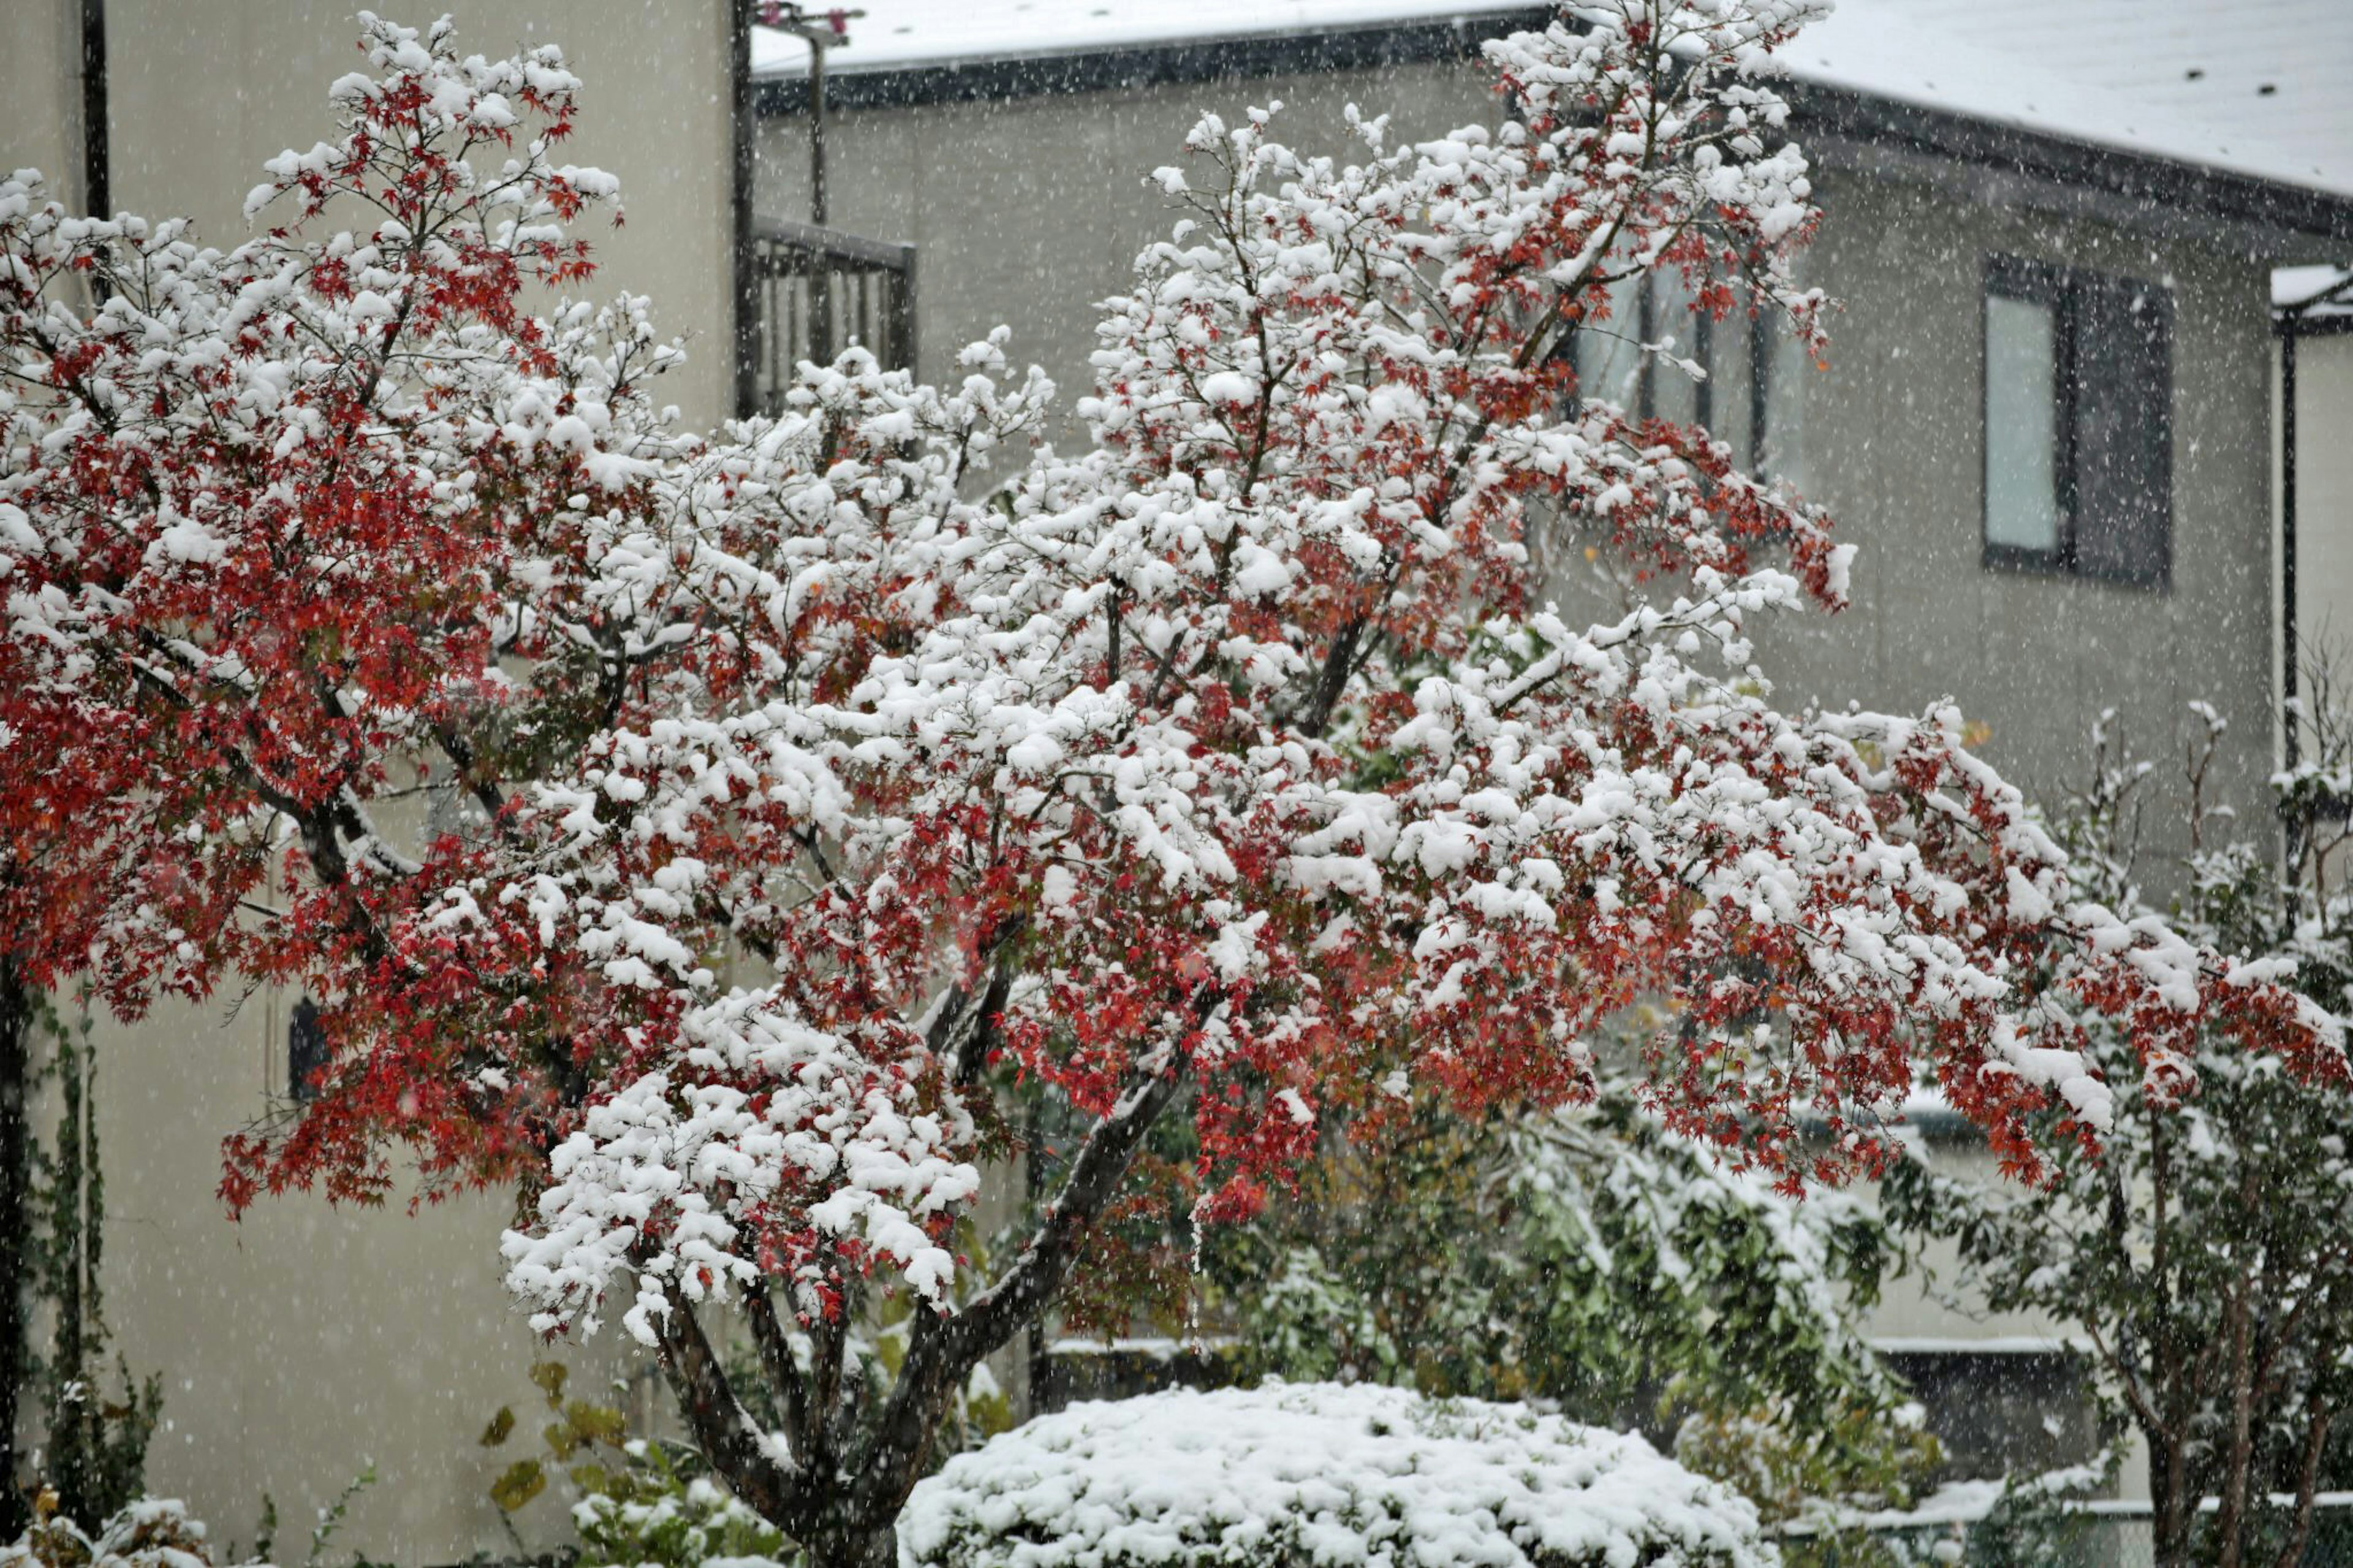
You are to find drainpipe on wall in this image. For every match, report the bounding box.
[733,0,759,419]
[2282,308,2301,772]
[80,0,107,221]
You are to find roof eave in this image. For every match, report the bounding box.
[1783,80,2353,250]
[754,23,2353,249]
[751,6,1550,115]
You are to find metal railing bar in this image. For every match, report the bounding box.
[752,215,917,272]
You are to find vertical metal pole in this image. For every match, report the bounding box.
[732,0,759,418]
[810,37,828,227]
[1749,306,1775,473]
[2282,318,2300,773]
[1692,309,1714,433]
[80,0,108,221]
[893,240,918,375]
[808,37,833,364]
[1635,276,1656,423]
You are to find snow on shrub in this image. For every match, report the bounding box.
[900,1381,1775,1567]
[4,1496,236,1568]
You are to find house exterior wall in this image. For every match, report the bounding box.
[83,996,643,1564]
[755,58,1499,416]
[1,7,737,1561]
[3,1,740,430]
[760,59,2284,849]
[0,2,82,204]
[1753,169,2279,847]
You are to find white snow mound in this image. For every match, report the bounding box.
[900,1380,1776,1567]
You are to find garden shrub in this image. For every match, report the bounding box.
[900,1381,1772,1567]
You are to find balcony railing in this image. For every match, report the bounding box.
[749,216,917,414]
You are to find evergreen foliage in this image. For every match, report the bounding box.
[1884,689,2353,1567]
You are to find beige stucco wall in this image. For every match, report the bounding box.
[0,1,83,202]
[2,6,738,1560]
[4,1,738,429]
[1752,169,2281,856]
[86,996,640,1564]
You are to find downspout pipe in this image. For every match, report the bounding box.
[733,0,759,419]
[2282,311,2300,772]
[80,0,107,221]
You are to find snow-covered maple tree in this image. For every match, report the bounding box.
[0,4,2341,1566]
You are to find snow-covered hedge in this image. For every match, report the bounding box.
[901,1381,1775,1567]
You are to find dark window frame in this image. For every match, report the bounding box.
[1980,253,2174,589]
[288,995,328,1103]
[1980,255,2074,575]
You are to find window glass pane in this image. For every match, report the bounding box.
[1575,271,1646,413]
[1651,271,1702,427]
[1984,293,2060,553]
[1765,323,1810,490]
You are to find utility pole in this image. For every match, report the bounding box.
[757,4,863,359]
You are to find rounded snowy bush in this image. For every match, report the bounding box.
[900,1381,1774,1567]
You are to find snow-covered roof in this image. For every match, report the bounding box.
[750,0,1510,79]
[754,0,2353,203]
[2277,262,2353,319]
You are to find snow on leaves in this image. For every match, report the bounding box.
[903,1381,1775,1567]
[506,994,981,1342]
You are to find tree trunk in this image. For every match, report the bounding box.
[805,1517,895,1568]
[2275,1406,2334,1568]
[2150,1430,2191,1568]
[2215,1197,2262,1567]
[0,959,33,1537]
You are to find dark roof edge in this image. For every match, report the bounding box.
[752,8,1550,115]
[1783,83,2353,246]
[757,18,2353,245]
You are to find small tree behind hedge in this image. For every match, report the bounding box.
[1884,691,2353,1568]
[1218,1088,1938,1547]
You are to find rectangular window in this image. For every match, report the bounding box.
[1982,256,2172,585]
[287,996,328,1102]
[1575,271,1647,414]
[1746,276,1809,490]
